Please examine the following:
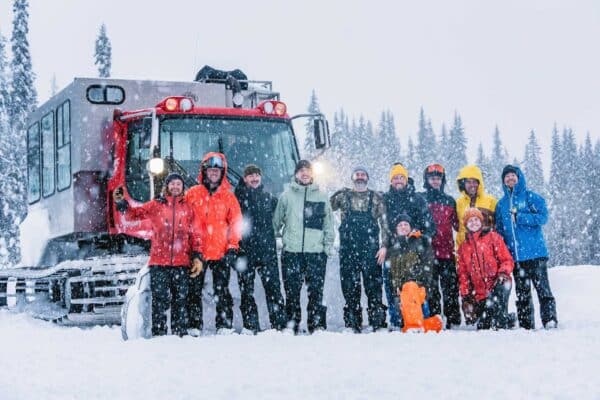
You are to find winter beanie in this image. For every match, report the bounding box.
[463,207,484,227]
[295,159,312,174]
[501,165,518,181]
[165,172,185,188]
[392,213,413,229]
[389,164,408,182]
[351,166,369,180]
[244,164,262,177]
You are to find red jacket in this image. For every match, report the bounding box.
[422,189,459,260]
[185,152,242,261]
[125,195,199,267]
[457,230,514,301]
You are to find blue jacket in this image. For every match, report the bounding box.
[495,167,548,262]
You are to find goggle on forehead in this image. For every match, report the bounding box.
[426,164,444,174]
[203,156,224,169]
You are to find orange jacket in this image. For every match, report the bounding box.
[185,152,242,261]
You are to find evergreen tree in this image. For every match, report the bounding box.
[0,33,12,267]
[577,134,595,264]
[405,136,417,179]
[375,110,401,190]
[415,107,437,174]
[302,89,321,159]
[438,123,449,169]
[5,0,37,266]
[488,125,508,197]
[591,140,600,263]
[94,23,112,78]
[522,130,545,194]
[547,124,564,265]
[446,112,468,195]
[475,142,492,189]
[50,73,58,96]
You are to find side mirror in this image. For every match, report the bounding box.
[314,118,330,150]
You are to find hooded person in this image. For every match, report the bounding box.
[457,208,515,330]
[114,173,202,337]
[420,164,461,328]
[185,152,243,335]
[273,159,335,334]
[455,165,498,247]
[330,165,388,332]
[386,213,442,333]
[233,164,287,333]
[495,165,557,329]
[383,162,436,329]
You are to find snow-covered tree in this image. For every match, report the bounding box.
[445,112,468,195]
[475,142,492,190]
[415,107,437,174]
[522,130,545,194]
[487,125,508,197]
[94,23,112,78]
[374,110,401,190]
[302,89,321,160]
[0,32,12,267]
[50,73,58,96]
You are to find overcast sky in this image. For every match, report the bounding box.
[1,0,599,173]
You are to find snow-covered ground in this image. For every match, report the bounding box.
[1,265,599,400]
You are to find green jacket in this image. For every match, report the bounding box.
[273,180,335,254]
[387,233,434,292]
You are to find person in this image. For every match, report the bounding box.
[185,152,243,335]
[495,165,558,329]
[330,166,387,333]
[234,164,287,333]
[421,164,461,328]
[387,213,442,333]
[455,165,497,247]
[114,173,203,337]
[273,160,335,334]
[383,162,436,329]
[457,208,514,330]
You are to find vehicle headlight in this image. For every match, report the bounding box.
[147,158,165,175]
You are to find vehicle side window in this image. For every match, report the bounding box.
[41,112,55,197]
[27,122,41,204]
[86,85,125,105]
[125,120,151,202]
[56,100,71,191]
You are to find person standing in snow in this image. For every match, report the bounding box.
[387,213,442,333]
[330,166,388,333]
[420,164,462,329]
[495,165,558,329]
[114,173,202,337]
[185,152,243,335]
[273,160,335,334]
[234,164,287,334]
[455,165,497,248]
[383,163,436,329]
[457,208,514,330]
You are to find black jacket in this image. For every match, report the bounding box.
[234,180,278,263]
[383,178,436,246]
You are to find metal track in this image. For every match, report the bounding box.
[0,255,148,325]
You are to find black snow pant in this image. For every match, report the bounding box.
[238,257,287,332]
[475,280,513,330]
[428,258,462,328]
[187,259,234,331]
[339,251,387,331]
[281,251,327,334]
[150,266,189,337]
[513,258,557,329]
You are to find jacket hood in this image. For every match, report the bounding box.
[198,152,231,191]
[457,165,486,196]
[501,165,527,196]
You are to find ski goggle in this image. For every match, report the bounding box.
[426,164,444,174]
[203,155,224,169]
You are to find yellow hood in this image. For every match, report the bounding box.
[456,165,485,196]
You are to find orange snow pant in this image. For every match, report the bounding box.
[398,281,443,333]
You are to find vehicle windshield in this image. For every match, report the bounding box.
[125,116,299,201]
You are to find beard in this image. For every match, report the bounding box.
[353,179,368,190]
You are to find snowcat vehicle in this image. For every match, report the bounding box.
[0,68,330,326]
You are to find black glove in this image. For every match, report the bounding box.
[223,249,238,269]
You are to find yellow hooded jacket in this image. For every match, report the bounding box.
[455,165,498,246]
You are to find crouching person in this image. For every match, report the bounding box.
[457,208,514,330]
[114,173,202,337]
[387,214,442,333]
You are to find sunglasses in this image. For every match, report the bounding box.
[426,164,444,174]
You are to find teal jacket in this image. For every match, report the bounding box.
[273,180,335,254]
